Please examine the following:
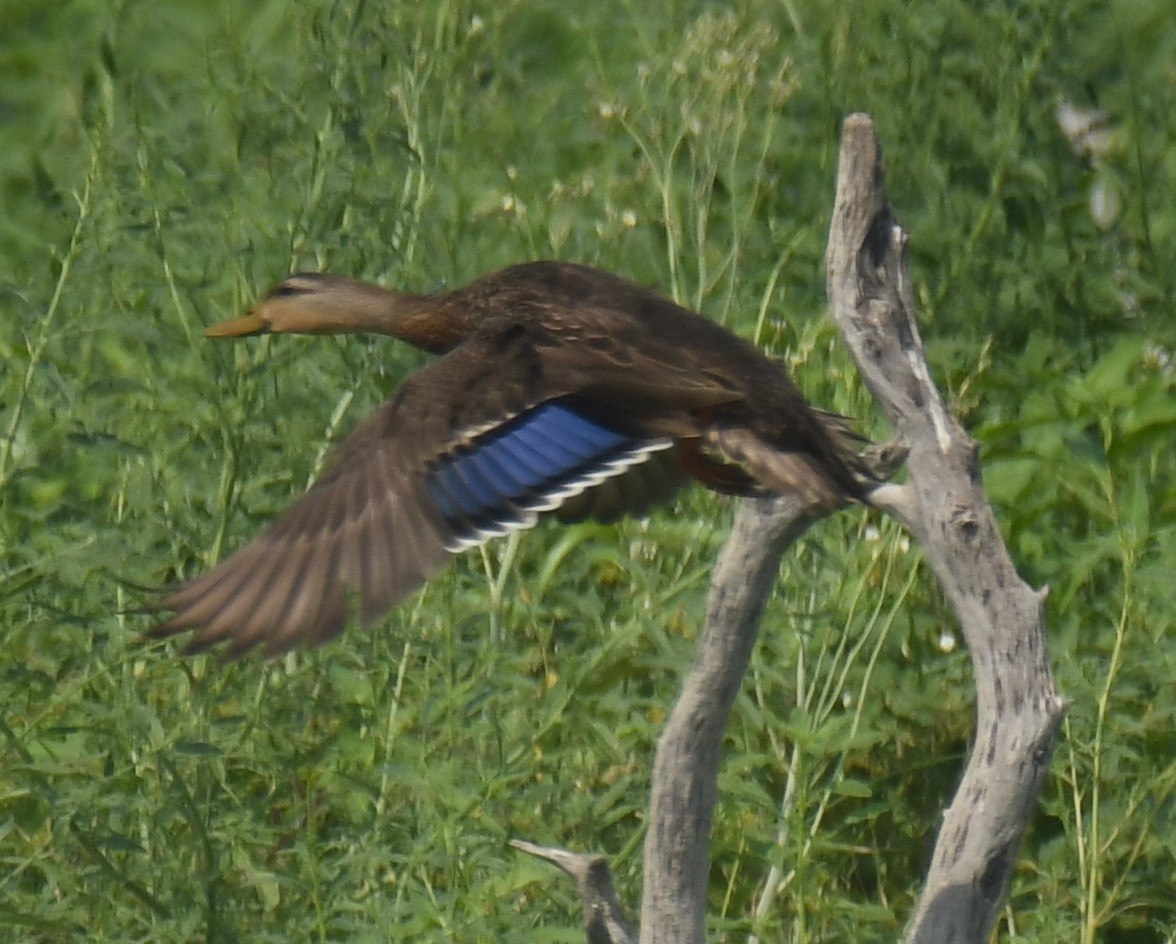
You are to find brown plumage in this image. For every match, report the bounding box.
[151,261,879,658]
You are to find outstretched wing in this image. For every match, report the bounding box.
[150,337,679,658]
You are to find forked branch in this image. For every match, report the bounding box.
[516,114,1065,944]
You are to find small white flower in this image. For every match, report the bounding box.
[1089,177,1120,231]
[1143,343,1172,373]
[502,194,526,217]
[1055,101,1114,160]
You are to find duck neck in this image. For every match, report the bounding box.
[311,278,470,354]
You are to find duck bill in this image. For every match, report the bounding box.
[205,311,269,338]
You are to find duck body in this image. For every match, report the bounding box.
[153,261,877,658]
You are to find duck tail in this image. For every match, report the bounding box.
[814,408,906,499]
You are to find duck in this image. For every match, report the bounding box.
[151,261,880,658]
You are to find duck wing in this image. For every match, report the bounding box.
[150,336,681,657]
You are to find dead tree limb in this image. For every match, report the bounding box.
[511,839,636,944]
[639,495,829,943]
[515,113,1065,944]
[512,494,831,943]
[826,113,1067,943]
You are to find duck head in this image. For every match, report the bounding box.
[205,273,466,353]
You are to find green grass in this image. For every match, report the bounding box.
[2,1,1174,941]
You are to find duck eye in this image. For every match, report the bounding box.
[269,282,311,299]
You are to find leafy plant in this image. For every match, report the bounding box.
[2,1,1173,941]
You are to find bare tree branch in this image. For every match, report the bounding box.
[518,113,1065,944]
[511,839,636,944]
[639,495,829,943]
[826,113,1067,943]
[515,493,847,943]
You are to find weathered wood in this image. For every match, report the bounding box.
[511,840,636,944]
[639,495,826,943]
[517,114,1064,944]
[826,114,1066,944]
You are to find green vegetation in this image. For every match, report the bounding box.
[2,0,1173,941]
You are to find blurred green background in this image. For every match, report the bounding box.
[1,1,1173,941]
